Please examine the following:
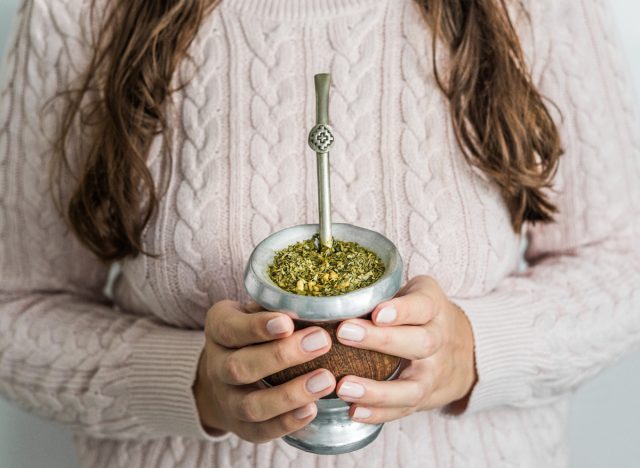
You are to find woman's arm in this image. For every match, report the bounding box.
[0,0,228,441]
[452,0,640,413]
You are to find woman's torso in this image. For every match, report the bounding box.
[93,0,568,466]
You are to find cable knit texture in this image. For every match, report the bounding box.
[1,0,639,466]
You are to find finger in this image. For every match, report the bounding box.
[371,276,442,326]
[336,319,441,361]
[244,300,264,313]
[239,402,319,444]
[231,369,335,422]
[216,327,332,385]
[242,300,301,320]
[206,300,294,348]
[349,405,412,425]
[336,375,426,409]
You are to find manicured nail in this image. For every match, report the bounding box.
[376,306,397,324]
[301,330,330,352]
[338,381,365,399]
[266,317,291,336]
[337,323,366,342]
[293,403,316,420]
[353,407,372,420]
[306,371,334,393]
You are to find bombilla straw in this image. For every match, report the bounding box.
[308,73,335,250]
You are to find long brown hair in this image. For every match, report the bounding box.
[53,0,562,261]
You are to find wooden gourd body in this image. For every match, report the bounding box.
[264,317,402,388]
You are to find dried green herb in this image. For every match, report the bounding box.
[268,233,385,296]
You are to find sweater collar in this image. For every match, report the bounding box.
[225,0,387,20]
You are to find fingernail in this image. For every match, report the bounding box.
[376,306,397,324]
[338,381,365,399]
[337,323,366,342]
[266,317,291,336]
[353,407,372,420]
[306,371,334,393]
[301,330,330,352]
[293,403,316,420]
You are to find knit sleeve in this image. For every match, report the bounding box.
[0,0,229,442]
[450,0,640,413]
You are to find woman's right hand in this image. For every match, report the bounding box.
[193,300,335,443]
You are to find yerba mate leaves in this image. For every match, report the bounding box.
[268,233,385,296]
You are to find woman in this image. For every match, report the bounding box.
[1,0,638,466]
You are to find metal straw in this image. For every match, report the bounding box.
[308,73,335,250]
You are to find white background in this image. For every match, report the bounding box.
[0,1,639,467]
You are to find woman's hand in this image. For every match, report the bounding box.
[335,275,477,423]
[193,300,336,443]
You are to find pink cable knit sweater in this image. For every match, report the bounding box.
[1,0,639,466]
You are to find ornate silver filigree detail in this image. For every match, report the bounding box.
[308,124,335,154]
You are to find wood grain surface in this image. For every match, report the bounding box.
[264,319,402,392]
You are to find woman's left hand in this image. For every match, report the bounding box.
[335,275,477,423]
